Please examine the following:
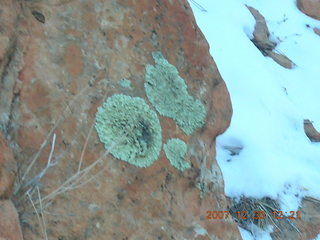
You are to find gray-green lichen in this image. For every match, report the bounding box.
[118,79,132,89]
[144,52,206,135]
[95,94,162,167]
[196,181,208,200]
[164,138,191,171]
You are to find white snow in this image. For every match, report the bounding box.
[189,0,320,239]
[313,234,320,240]
[239,225,273,240]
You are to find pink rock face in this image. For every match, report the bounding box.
[3,0,239,239]
[297,0,320,20]
[314,27,320,36]
[246,5,294,69]
[0,133,16,199]
[0,200,23,240]
[271,197,320,240]
[304,119,320,142]
[1,0,320,239]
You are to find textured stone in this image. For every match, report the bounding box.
[246,6,276,52]
[64,43,84,78]
[0,200,23,240]
[271,196,320,240]
[265,50,294,69]
[3,0,240,239]
[314,27,320,36]
[247,5,294,69]
[297,0,320,20]
[0,0,20,132]
[0,132,16,199]
[304,119,320,142]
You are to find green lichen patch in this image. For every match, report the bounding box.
[164,138,191,171]
[196,181,208,200]
[95,94,162,168]
[144,52,206,135]
[118,79,132,89]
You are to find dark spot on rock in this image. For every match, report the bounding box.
[32,10,45,24]
[165,173,172,185]
[117,193,124,200]
[139,120,152,146]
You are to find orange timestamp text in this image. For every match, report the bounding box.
[206,210,301,220]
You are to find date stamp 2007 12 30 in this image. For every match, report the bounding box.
[206,210,301,220]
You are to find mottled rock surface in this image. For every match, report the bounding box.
[297,0,320,20]
[246,6,276,52]
[1,0,241,239]
[314,27,320,36]
[0,200,23,240]
[271,196,320,240]
[0,133,16,199]
[304,119,320,142]
[247,6,294,69]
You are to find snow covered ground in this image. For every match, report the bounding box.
[189,0,320,239]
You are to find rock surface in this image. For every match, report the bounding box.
[1,1,319,239]
[0,200,23,240]
[1,0,241,239]
[304,119,320,142]
[297,0,320,20]
[314,27,320,36]
[246,6,276,52]
[0,133,16,199]
[271,196,320,240]
[247,6,294,69]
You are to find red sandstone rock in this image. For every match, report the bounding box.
[0,200,23,240]
[297,0,320,20]
[0,133,16,199]
[304,119,320,142]
[247,6,294,69]
[271,196,320,239]
[5,0,240,239]
[0,0,20,131]
[314,27,320,36]
[64,43,84,78]
[246,6,275,51]
[265,50,294,69]
[1,0,319,239]
[296,197,320,239]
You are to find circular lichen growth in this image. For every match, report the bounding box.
[164,138,191,171]
[95,94,162,167]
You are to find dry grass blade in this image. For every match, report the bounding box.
[230,196,283,232]
[190,0,207,12]
[24,134,57,188]
[256,200,281,232]
[31,135,125,210]
[27,190,48,240]
[230,196,305,239]
[19,85,90,186]
[37,187,48,240]
[305,196,320,204]
[78,120,95,172]
[17,134,57,202]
